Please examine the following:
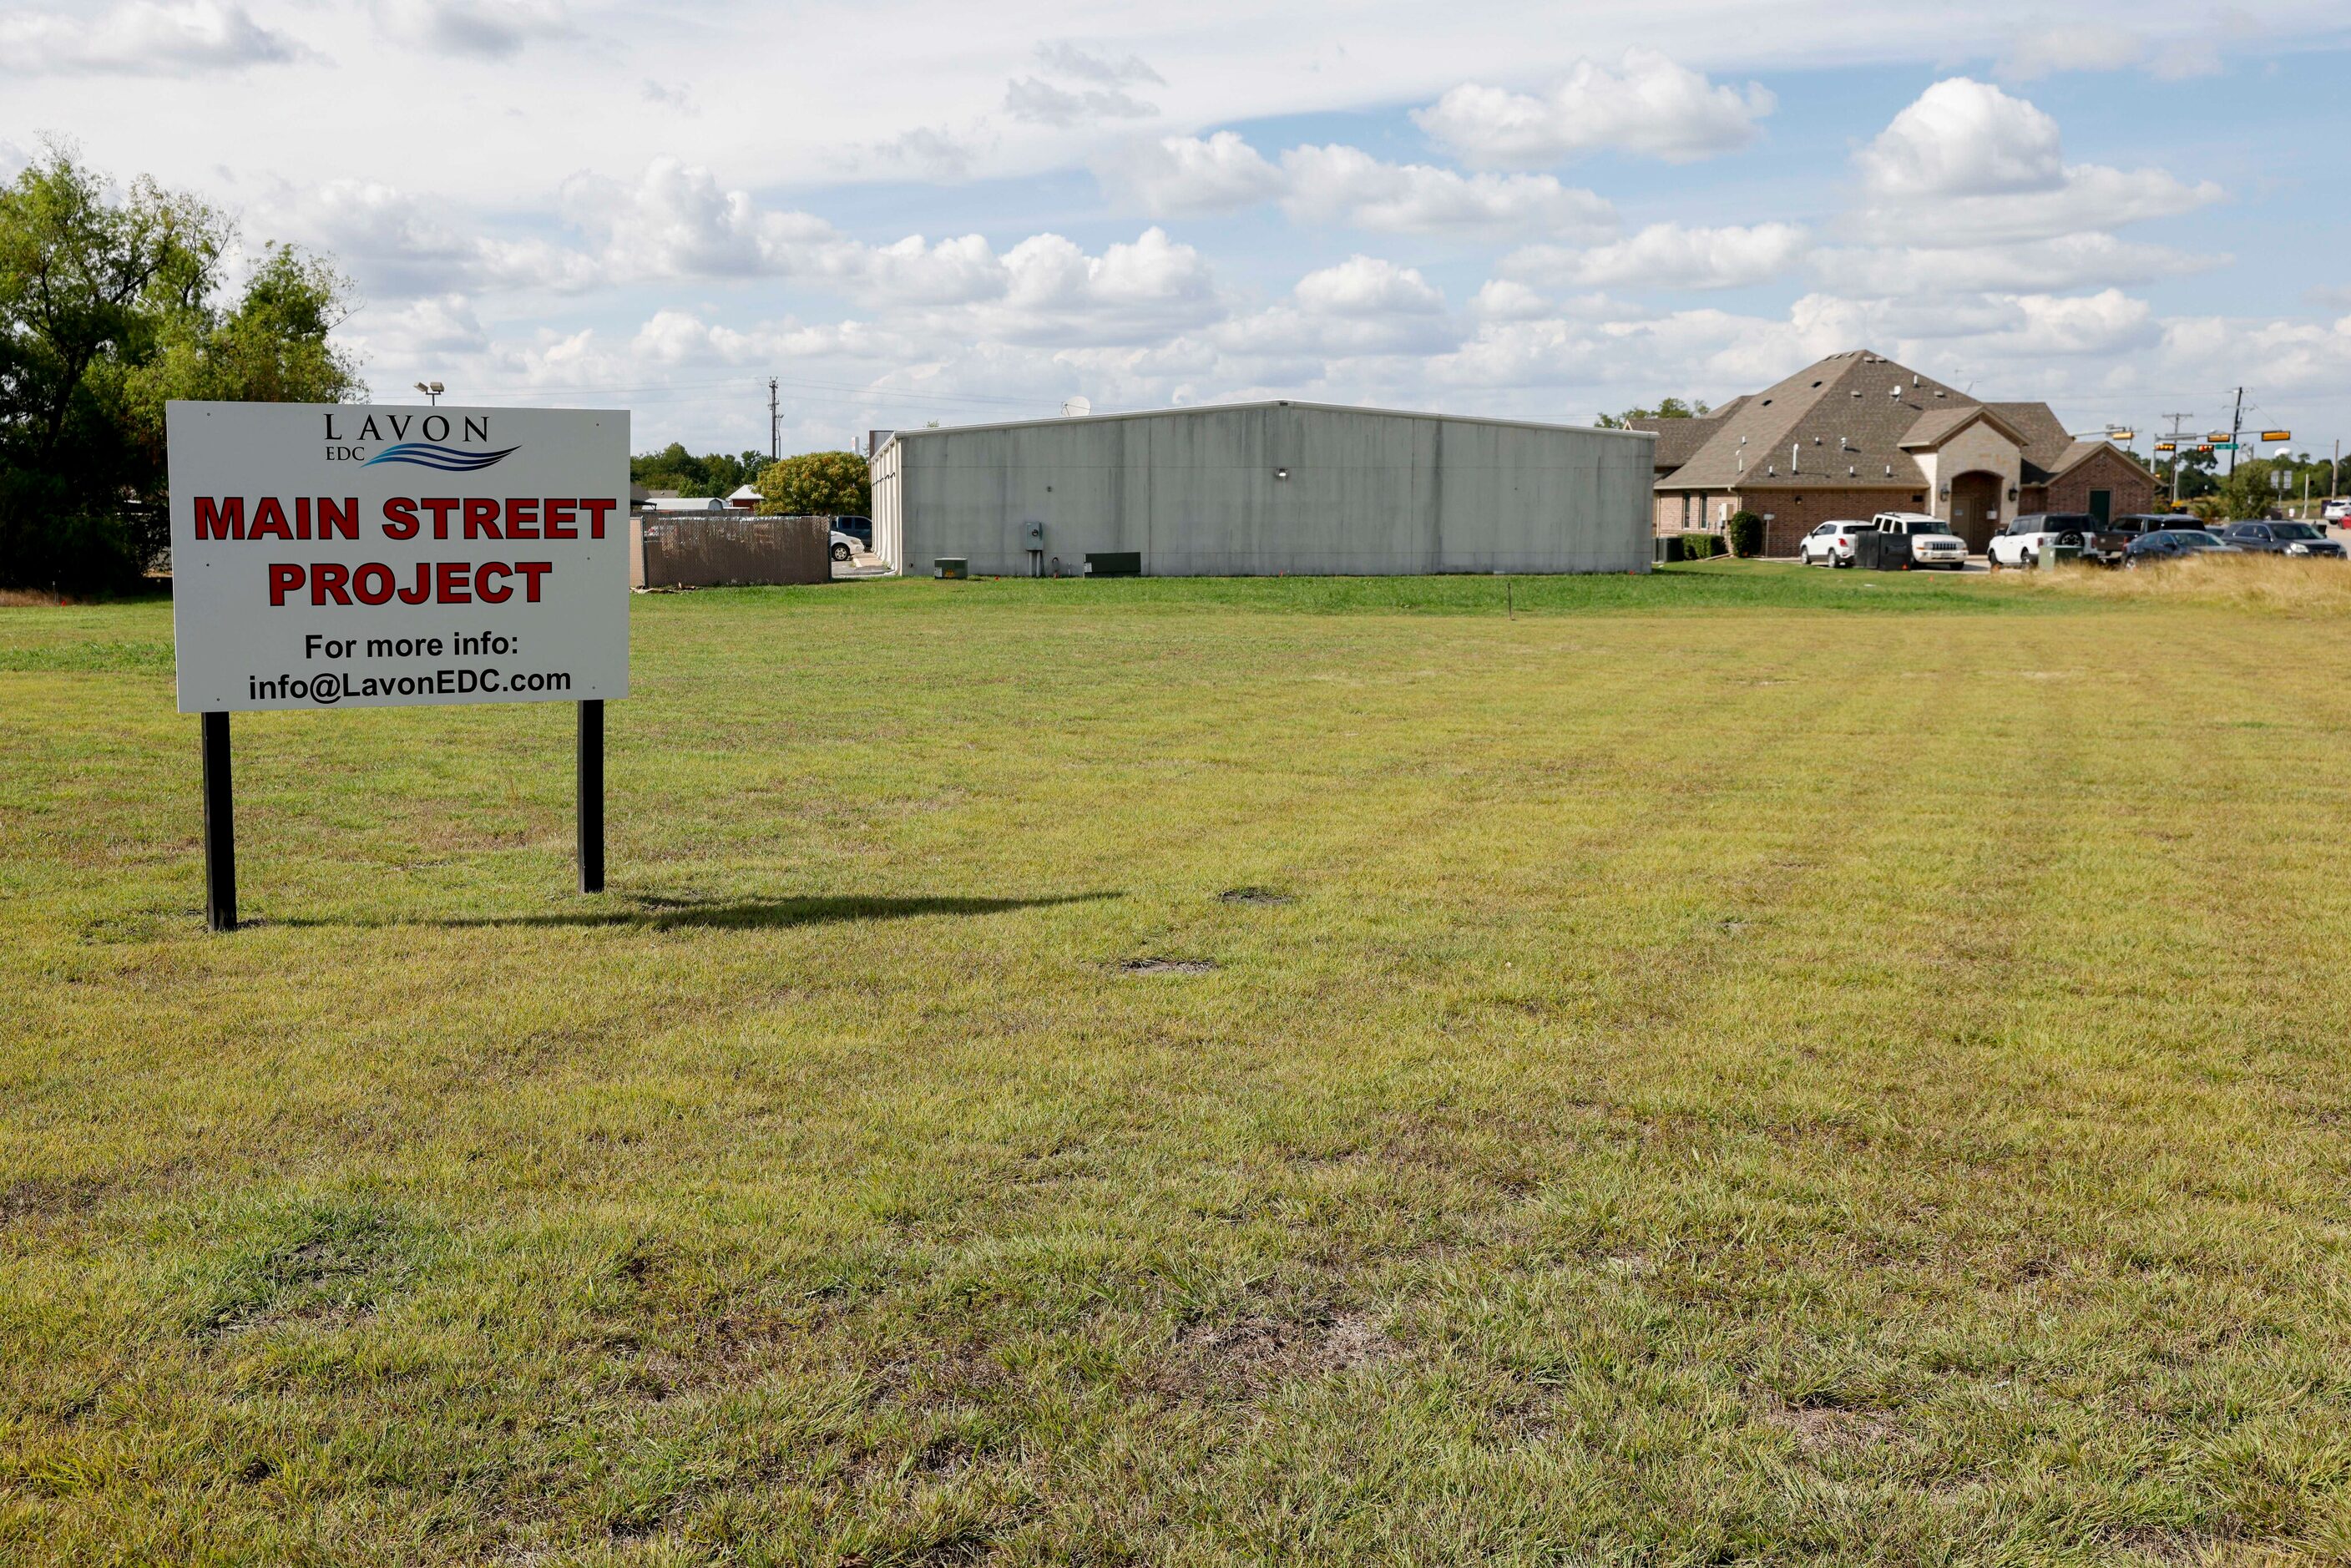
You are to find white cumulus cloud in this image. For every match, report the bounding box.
[0,1,301,74]
[1413,49,1773,168]
[374,0,577,58]
[1279,144,1615,240]
[1502,222,1809,291]
[1851,78,2220,242]
[1097,132,1285,215]
[1811,234,2221,296]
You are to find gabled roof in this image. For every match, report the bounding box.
[1653,350,1975,491]
[2040,439,2150,483]
[1898,405,2030,451]
[1629,411,1722,472]
[1653,351,2106,494]
[1983,402,2079,481]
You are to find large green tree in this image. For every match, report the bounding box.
[0,148,362,591]
[753,450,872,517]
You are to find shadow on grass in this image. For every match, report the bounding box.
[283,890,1121,931]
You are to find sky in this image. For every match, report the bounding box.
[6,0,2351,462]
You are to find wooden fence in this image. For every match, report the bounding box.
[630,513,832,589]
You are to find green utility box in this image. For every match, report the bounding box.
[935,558,968,579]
[2040,544,2083,569]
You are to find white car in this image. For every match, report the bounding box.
[1987,513,2105,570]
[1871,511,1969,569]
[1797,521,1874,567]
[829,529,859,562]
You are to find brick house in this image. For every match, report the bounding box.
[1639,350,2159,557]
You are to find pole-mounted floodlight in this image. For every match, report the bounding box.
[413,381,444,406]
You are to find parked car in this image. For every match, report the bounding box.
[1797,520,1874,567]
[1988,512,2134,569]
[2218,522,2348,559]
[2322,498,2350,523]
[2113,513,2198,536]
[2122,529,2241,567]
[1870,512,1969,569]
[828,529,860,562]
[832,515,874,549]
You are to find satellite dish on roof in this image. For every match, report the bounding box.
[1061,396,1092,417]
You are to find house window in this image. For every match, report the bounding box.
[1681,494,1691,529]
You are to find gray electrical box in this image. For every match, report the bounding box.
[1024,520,1045,546]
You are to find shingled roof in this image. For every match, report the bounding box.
[1648,350,2146,493]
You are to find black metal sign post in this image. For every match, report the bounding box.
[200,711,236,931]
[199,704,603,929]
[577,699,604,893]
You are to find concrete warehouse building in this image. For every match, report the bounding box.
[867,402,1656,578]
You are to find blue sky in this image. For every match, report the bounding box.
[5,1,2349,461]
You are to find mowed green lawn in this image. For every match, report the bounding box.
[5,562,2351,1565]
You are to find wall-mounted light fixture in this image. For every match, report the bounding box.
[2006,484,2020,501]
[1938,481,1951,499]
[1272,466,1290,481]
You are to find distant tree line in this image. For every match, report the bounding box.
[629,444,873,517]
[1594,397,1711,427]
[628,443,768,497]
[2153,448,2342,517]
[1,145,363,593]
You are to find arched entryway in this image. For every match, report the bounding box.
[1948,471,2003,554]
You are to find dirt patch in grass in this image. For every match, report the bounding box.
[1120,957,1217,975]
[1765,1395,1904,1456]
[1,1176,109,1226]
[1156,1308,1396,1398]
[1217,888,1294,906]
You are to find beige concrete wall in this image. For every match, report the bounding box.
[1924,422,2022,531]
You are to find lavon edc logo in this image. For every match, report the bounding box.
[321,410,518,468]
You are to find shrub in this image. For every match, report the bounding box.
[1674,533,1722,561]
[1727,511,1765,558]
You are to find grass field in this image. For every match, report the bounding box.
[6,559,2351,1565]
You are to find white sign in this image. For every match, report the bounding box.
[167,402,629,714]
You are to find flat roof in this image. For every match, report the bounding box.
[875,399,1656,452]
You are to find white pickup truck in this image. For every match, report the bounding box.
[1871,512,1969,569]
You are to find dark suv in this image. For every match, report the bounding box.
[2218,522,2347,559]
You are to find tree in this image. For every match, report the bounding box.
[629,444,768,496]
[2219,458,2287,521]
[753,450,871,516]
[1595,397,1711,428]
[0,146,363,590]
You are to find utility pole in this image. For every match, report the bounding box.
[768,377,780,461]
[2227,386,2244,477]
[2160,412,2194,504]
